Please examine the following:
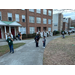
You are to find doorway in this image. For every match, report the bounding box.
[37,27,41,32]
[11,27,15,36]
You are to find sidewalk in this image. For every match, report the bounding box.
[0,39,34,46]
[0,33,75,65]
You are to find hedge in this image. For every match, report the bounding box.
[22,33,36,39]
[53,31,60,35]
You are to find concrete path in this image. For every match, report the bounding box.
[0,34,75,65]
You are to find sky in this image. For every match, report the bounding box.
[53,9,75,20]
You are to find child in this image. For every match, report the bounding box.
[42,36,46,48]
[7,35,14,53]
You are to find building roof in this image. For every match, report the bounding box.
[0,21,21,26]
[0,20,7,25]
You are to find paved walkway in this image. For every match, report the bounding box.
[0,33,75,65]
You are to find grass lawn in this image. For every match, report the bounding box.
[43,35,75,65]
[0,43,25,56]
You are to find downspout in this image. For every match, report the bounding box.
[26,9,28,37]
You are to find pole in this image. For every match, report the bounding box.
[26,9,28,38]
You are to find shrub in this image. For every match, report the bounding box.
[53,31,60,35]
[22,33,36,39]
[22,34,27,39]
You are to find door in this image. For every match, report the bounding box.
[11,28,15,36]
[0,28,2,38]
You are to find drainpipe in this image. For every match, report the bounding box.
[26,9,28,37]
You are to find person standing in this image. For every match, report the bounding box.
[62,31,65,38]
[7,35,14,53]
[20,32,22,40]
[68,30,70,35]
[18,32,21,40]
[35,34,39,47]
[42,36,46,48]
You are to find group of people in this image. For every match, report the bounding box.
[34,34,46,48]
[61,30,71,38]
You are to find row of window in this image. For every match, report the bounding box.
[20,27,51,34]
[29,16,51,24]
[29,9,52,16]
[0,12,25,22]
[0,12,51,24]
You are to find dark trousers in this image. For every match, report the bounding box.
[36,42,38,47]
[43,43,45,47]
[9,45,14,53]
[18,35,21,40]
[62,35,65,38]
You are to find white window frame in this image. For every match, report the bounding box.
[21,9,25,10]
[43,18,47,24]
[8,13,12,21]
[36,9,41,14]
[22,15,25,22]
[36,17,41,24]
[20,27,26,34]
[15,14,19,22]
[29,16,35,23]
[29,9,34,12]
[48,10,51,16]
[48,27,51,31]
[0,12,2,20]
[30,27,35,34]
[48,19,51,24]
[43,9,47,15]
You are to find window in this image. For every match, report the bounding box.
[43,9,47,15]
[0,12,2,20]
[54,29,57,31]
[36,17,41,24]
[43,18,47,24]
[54,24,57,26]
[15,14,19,22]
[29,16,35,23]
[36,9,41,14]
[48,27,51,31]
[22,15,25,22]
[20,27,26,34]
[48,19,51,24]
[48,10,51,16]
[29,9,34,12]
[21,9,25,10]
[8,13,12,21]
[30,27,35,34]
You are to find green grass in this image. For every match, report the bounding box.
[0,43,25,56]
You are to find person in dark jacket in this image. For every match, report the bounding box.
[35,34,40,47]
[7,35,14,53]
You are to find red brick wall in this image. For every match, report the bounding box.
[0,9,53,34]
[0,9,26,27]
[27,9,53,33]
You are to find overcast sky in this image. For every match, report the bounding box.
[53,9,75,20]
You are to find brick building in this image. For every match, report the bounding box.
[71,20,75,27]
[0,9,53,39]
[63,18,72,31]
